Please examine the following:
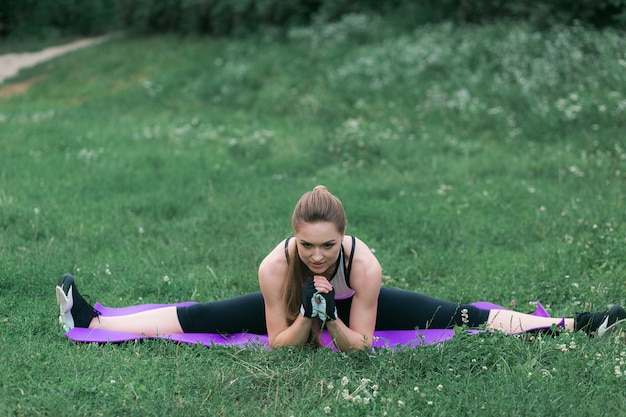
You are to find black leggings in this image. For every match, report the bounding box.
[176,288,490,334]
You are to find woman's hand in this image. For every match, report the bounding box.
[300,278,317,318]
[312,276,336,321]
[312,275,333,293]
[301,276,336,320]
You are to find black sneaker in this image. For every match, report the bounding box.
[55,274,99,331]
[575,305,626,338]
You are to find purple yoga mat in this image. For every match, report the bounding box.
[65,301,552,350]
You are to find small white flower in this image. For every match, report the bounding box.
[436,384,443,391]
[615,366,622,378]
[437,184,452,196]
[324,406,331,414]
[341,376,349,387]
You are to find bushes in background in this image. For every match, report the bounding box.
[1,0,625,38]
[0,0,118,37]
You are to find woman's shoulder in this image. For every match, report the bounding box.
[345,235,372,257]
[346,236,382,275]
[344,235,382,294]
[258,239,289,276]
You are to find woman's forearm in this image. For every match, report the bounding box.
[325,320,371,351]
[270,314,313,348]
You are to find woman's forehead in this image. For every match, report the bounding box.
[296,221,342,242]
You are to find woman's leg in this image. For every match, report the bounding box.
[89,307,183,335]
[176,293,266,334]
[88,294,268,335]
[486,309,571,333]
[56,274,266,336]
[373,288,490,330]
[373,287,625,337]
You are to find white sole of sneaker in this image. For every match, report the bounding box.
[55,284,75,331]
[597,317,626,338]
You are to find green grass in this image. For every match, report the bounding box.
[1,17,625,416]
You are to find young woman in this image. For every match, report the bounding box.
[56,186,625,351]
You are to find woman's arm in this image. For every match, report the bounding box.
[258,243,313,348]
[324,237,382,351]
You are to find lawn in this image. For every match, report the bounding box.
[1,16,625,416]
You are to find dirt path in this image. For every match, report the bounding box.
[0,35,109,85]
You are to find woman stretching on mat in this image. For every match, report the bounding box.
[56,185,625,351]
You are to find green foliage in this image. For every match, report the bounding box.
[0,0,119,37]
[1,20,625,416]
[2,0,625,38]
[396,0,626,28]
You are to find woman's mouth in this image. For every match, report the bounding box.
[310,262,325,270]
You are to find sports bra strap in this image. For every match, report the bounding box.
[284,237,291,263]
[344,236,356,288]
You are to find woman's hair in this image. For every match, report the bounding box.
[291,185,346,236]
[283,185,347,344]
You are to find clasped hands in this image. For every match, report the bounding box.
[300,276,337,322]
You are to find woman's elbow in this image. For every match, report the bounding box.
[268,336,305,350]
[338,335,373,352]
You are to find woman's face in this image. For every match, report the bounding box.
[295,221,344,276]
